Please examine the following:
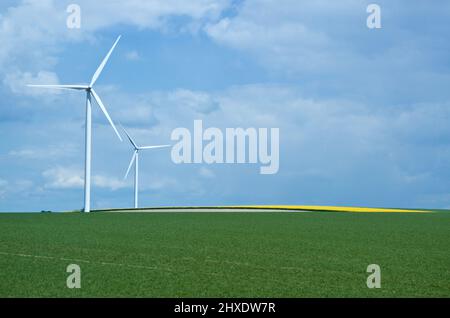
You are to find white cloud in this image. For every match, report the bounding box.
[145,176,178,191]
[203,0,450,85]
[168,89,220,114]
[3,70,60,96]
[0,0,230,65]
[92,175,128,191]
[0,178,34,199]
[159,84,450,193]
[43,166,84,189]
[199,167,215,179]
[42,166,128,190]
[205,17,332,72]
[115,103,159,127]
[0,0,86,73]
[73,0,231,31]
[0,0,232,93]
[204,0,344,73]
[125,50,141,61]
[9,143,78,159]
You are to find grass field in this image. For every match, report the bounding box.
[0,210,449,297]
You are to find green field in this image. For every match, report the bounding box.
[0,211,449,297]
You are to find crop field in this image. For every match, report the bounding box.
[0,209,449,297]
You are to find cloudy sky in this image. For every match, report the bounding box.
[1,0,450,211]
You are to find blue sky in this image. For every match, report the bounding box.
[1,0,450,211]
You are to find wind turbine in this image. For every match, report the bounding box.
[122,126,170,209]
[28,36,123,213]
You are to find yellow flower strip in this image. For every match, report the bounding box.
[229,205,431,213]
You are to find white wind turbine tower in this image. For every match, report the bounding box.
[122,126,170,209]
[28,36,123,213]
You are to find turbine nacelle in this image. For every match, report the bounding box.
[121,125,170,180]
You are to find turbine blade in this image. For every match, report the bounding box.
[124,150,137,179]
[139,145,171,150]
[27,84,88,90]
[90,89,122,141]
[90,35,121,87]
[120,124,139,149]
